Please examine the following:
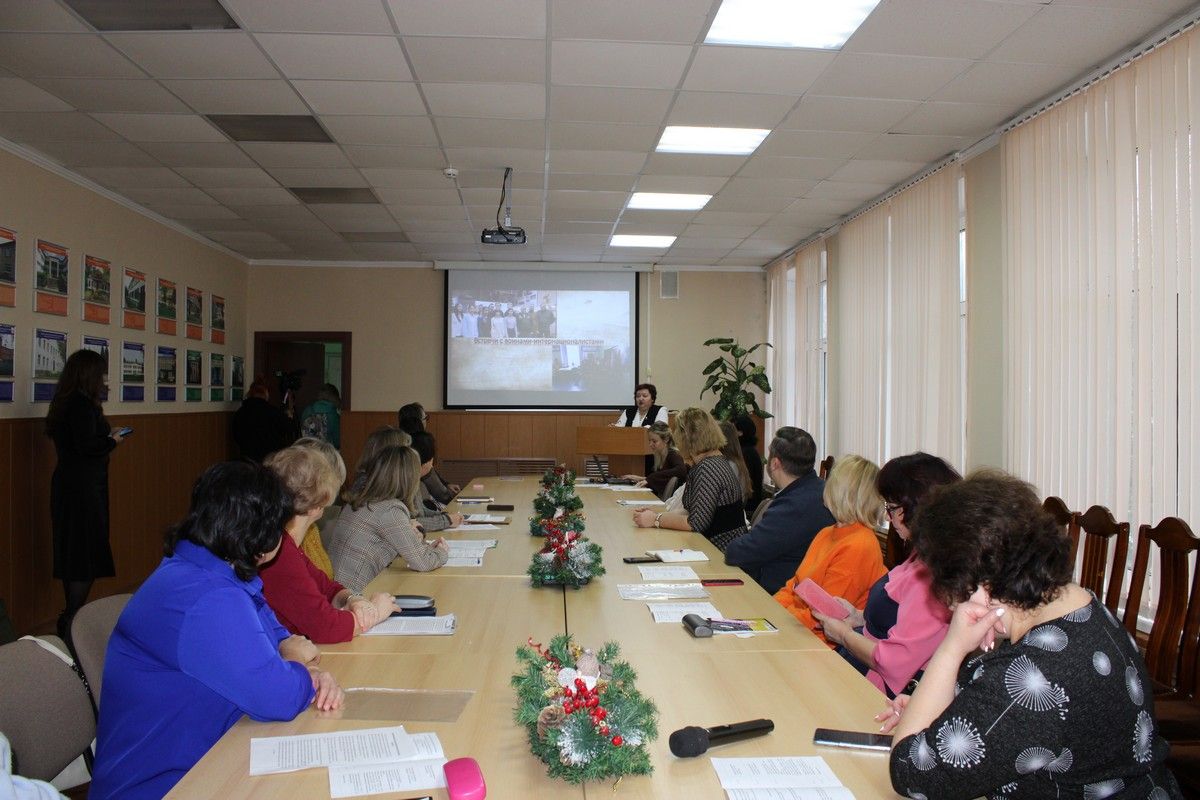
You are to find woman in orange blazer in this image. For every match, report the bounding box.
[774,454,887,647]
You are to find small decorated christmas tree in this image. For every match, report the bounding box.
[527,519,605,588]
[530,464,585,536]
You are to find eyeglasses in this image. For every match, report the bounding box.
[884,502,903,517]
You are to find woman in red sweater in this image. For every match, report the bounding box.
[260,444,396,642]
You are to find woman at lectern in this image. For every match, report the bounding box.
[613,383,670,427]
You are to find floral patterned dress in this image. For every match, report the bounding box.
[889,597,1181,799]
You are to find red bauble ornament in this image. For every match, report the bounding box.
[586,696,599,708]
[611,735,623,746]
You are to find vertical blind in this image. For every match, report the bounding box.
[765,240,825,451]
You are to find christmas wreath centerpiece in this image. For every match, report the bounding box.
[512,636,657,784]
[530,464,585,536]
[527,519,604,588]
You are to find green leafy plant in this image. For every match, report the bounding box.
[700,337,773,421]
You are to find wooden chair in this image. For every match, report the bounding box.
[1042,496,1078,559]
[1123,517,1200,698]
[1074,505,1130,614]
[818,456,834,480]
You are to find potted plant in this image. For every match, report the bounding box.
[700,337,773,421]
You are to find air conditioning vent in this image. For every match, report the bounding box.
[660,271,679,299]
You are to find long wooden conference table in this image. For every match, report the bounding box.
[167,477,900,799]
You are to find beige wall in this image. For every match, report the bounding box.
[964,145,1004,470]
[246,266,767,413]
[0,148,247,419]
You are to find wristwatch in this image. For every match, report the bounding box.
[654,513,663,528]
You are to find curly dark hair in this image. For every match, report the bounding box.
[877,452,962,539]
[397,402,426,435]
[913,470,1072,610]
[164,461,294,581]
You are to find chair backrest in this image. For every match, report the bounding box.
[70,593,131,707]
[884,523,908,569]
[818,456,834,481]
[1075,505,1129,613]
[750,497,772,527]
[1042,496,1079,561]
[0,638,95,780]
[660,476,679,502]
[1124,517,1200,697]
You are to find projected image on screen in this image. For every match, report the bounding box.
[445,270,637,408]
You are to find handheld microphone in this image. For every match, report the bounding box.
[668,719,775,757]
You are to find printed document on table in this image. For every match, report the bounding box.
[725,789,857,800]
[444,555,483,567]
[618,582,709,600]
[464,514,508,523]
[647,602,721,623]
[609,485,655,492]
[363,614,456,636]
[329,757,448,798]
[443,523,500,532]
[249,725,418,775]
[444,539,496,554]
[647,549,709,562]
[617,498,666,506]
[637,565,699,581]
[711,757,846,790]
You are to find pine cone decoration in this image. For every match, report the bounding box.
[537,704,566,738]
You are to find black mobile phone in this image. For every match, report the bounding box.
[701,578,744,586]
[813,727,893,751]
[623,555,661,563]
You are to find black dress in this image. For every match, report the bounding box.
[50,392,116,580]
[232,396,297,463]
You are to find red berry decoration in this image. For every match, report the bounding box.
[587,696,599,708]
[600,725,610,735]
[611,735,623,746]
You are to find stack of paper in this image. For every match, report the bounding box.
[363,614,456,636]
[464,514,508,523]
[646,602,722,623]
[617,583,709,600]
[637,564,699,581]
[609,485,654,492]
[443,539,495,567]
[711,757,856,799]
[647,549,709,562]
[616,498,666,506]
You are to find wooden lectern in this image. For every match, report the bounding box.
[575,426,650,478]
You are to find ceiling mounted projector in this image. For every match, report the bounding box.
[481,166,526,245]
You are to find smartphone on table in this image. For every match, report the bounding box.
[813,727,893,751]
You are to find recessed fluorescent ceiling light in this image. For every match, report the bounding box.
[706,0,881,49]
[656,126,769,156]
[628,192,712,211]
[611,234,676,248]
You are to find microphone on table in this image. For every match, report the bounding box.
[668,719,775,757]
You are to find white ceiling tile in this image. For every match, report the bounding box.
[893,101,1012,136]
[154,204,241,220]
[124,187,218,206]
[552,41,691,89]
[1052,0,1194,10]
[423,83,544,119]
[267,168,369,187]
[443,147,544,171]
[105,32,279,79]
[310,203,400,230]
[546,190,628,209]
[459,187,541,206]
[401,219,473,233]
[139,142,258,167]
[387,204,469,221]
[385,0,545,38]
[467,203,539,222]
[344,145,447,168]
[76,166,191,189]
[692,210,773,226]
[240,142,353,169]
[407,230,477,244]
[293,80,425,115]
[544,221,612,235]
[781,95,921,133]
[550,149,646,174]
[542,234,611,249]
[405,37,545,83]
[659,253,730,264]
[757,130,876,160]
[376,187,465,206]
[633,175,729,194]
[704,193,794,213]
[320,115,439,146]
[767,210,840,228]
[0,111,120,142]
[363,168,454,188]
[990,5,1180,69]
[547,173,633,192]
[257,34,411,81]
[718,256,768,267]
[549,86,673,124]
[614,222,688,236]
[804,180,893,201]
[206,230,285,247]
[548,122,658,151]
[737,156,845,180]
[351,243,423,260]
[683,47,835,95]
[673,236,745,249]
[553,0,712,42]
[682,224,759,238]
[0,0,91,32]
[667,91,798,128]
[435,117,545,149]
[204,187,300,205]
[808,53,971,101]
[642,153,747,177]
[827,159,927,184]
[162,79,308,114]
[32,78,190,112]
[0,34,142,78]
[192,219,262,233]
[91,112,227,142]
[721,177,818,197]
[618,209,697,226]
[223,0,395,33]
[933,61,1079,107]
[231,204,320,222]
[784,197,864,217]
[175,167,280,188]
[0,77,72,111]
[545,206,617,222]
[843,0,1039,59]
[856,132,968,161]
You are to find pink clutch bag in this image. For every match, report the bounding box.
[795,578,850,619]
[444,757,487,800]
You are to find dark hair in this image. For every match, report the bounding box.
[635,383,657,403]
[317,383,340,405]
[877,452,962,530]
[164,461,294,581]
[719,420,753,500]
[248,375,270,401]
[733,415,758,447]
[397,402,426,434]
[45,349,108,436]
[914,470,1072,610]
[768,426,816,476]
[410,430,436,464]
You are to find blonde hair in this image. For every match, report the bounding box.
[265,445,342,513]
[648,421,674,471]
[719,420,753,500]
[342,444,420,512]
[673,407,725,461]
[355,426,412,475]
[822,454,882,527]
[295,436,346,484]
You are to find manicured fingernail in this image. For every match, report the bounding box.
[995,608,1005,616]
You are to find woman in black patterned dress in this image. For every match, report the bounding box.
[886,471,1179,799]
